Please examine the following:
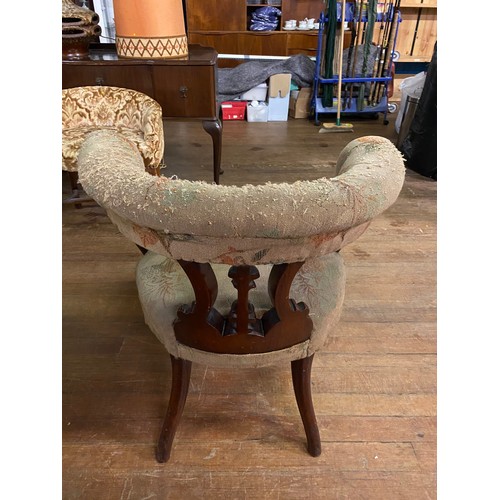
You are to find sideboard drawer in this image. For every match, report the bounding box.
[62,64,154,97]
[152,66,216,119]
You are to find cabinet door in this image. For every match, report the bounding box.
[62,64,154,97]
[186,0,245,31]
[152,66,217,119]
[189,32,242,56]
[286,33,318,56]
[282,0,325,23]
[237,33,288,56]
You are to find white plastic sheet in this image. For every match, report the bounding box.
[395,71,426,133]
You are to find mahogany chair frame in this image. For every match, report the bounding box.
[154,260,322,463]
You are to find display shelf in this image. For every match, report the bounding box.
[186,0,325,62]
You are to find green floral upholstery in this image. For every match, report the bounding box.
[77,129,405,368]
[136,251,345,367]
[78,130,405,265]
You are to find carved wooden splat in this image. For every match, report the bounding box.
[225,265,263,337]
[173,261,313,354]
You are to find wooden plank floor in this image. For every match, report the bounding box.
[62,113,436,499]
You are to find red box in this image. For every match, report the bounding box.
[221,101,246,120]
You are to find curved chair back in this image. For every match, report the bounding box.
[78,130,404,264]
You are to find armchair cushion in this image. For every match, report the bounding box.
[62,86,164,172]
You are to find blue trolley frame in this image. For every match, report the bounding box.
[310,5,401,125]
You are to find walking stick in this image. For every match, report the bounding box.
[322,0,338,108]
[368,0,388,105]
[348,0,363,109]
[357,0,377,111]
[375,0,400,105]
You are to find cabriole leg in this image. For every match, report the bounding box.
[156,355,192,463]
[291,354,321,457]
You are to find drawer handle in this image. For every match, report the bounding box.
[179,86,188,98]
[95,77,105,86]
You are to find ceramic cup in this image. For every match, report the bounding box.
[313,22,320,29]
[307,18,315,28]
[285,19,297,28]
[298,20,307,29]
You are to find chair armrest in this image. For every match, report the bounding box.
[139,99,165,167]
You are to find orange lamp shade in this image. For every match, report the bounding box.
[113,0,188,59]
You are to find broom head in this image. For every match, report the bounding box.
[319,122,354,133]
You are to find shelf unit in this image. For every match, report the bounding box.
[185,0,325,65]
[397,0,437,62]
[390,0,437,102]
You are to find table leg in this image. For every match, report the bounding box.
[202,119,223,184]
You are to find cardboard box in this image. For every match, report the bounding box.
[240,83,268,101]
[267,73,292,121]
[221,101,246,120]
[289,87,312,119]
[247,102,268,122]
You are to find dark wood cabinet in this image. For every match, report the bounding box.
[63,44,218,119]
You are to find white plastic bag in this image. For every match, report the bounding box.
[395,71,426,133]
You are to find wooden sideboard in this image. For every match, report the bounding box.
[62,44,223,183]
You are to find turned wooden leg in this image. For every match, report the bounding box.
[68,171,82,209]
[64,171,95,207]
[202,119,223,184]
[291,354,321,457]
[156,355,192,463]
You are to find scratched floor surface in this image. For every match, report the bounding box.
[62,113,437,499]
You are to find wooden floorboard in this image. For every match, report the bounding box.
[62,112,436,499]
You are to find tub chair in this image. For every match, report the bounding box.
[62,85,165,205]
[77,129,405,462]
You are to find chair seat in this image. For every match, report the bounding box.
[62,126,152,172]
[136,251,346,368]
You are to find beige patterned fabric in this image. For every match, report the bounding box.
[136,251,345,368]
[76,129,405,366]
[78,130,405,265]
[62,86,164,172]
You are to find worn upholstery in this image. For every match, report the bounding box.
[62,86,164,172]
[77,129,405,368]
[136,251,346,368]
[78,131,404,265]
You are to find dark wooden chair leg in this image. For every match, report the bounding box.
[202,119,223,184]
[291,354,321,457]
[68,171,82,209]
[156,355,192,463]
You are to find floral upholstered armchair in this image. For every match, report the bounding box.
[77,129,405,462]
[62,85,164,205]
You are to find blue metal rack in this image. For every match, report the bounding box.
[310,5,401,125]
